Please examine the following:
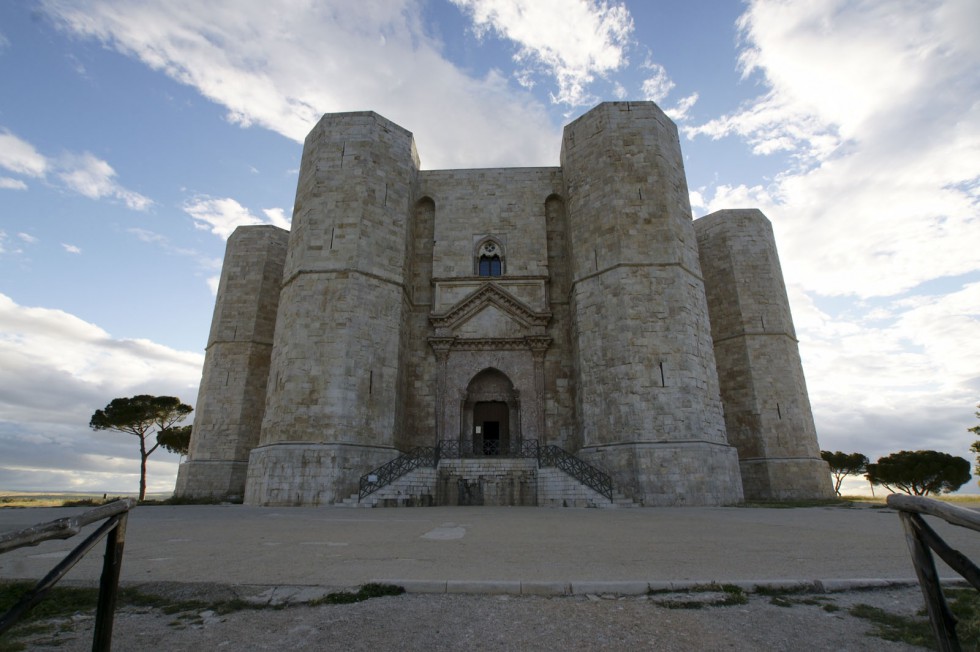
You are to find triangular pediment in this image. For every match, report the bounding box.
[430,282,551,333]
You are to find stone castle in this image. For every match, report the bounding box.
[175,101,833,507]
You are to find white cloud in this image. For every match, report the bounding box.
[451,0,634,106]
[0,294,202,493]
[795,281,980,465]
[262,207,291,230]
[0,128,152,209]
[664,92,698,123]
[17,232,37,244]
[128,227,168,245]
[0,130,48,177]
[184,196,287,239]
[127,228,224,297]
[0,231,27,257]
[41,0,561,168]
[56,152,153,211]
[61,243,81,254]
[0,177,27,190]
[640,63,673,103]
[689,0,980,299]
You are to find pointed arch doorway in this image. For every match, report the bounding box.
[462,368,520,456]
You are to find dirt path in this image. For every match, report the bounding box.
[7,583,934,651]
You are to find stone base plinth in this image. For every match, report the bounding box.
[579,441,744,506]
[175,460,248,502]
[436,459,538,506]
[740,457,835,501]
[244,442,397,506]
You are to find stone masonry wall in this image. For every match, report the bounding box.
[695,209,833,500]
[176,225,288,500]
[181,103,827,507]
[560,101,743,505]
[245,112,420,506]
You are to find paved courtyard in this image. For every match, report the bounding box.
[2,502,978,593]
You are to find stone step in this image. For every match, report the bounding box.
[338,452,643,508]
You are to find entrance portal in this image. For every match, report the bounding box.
[461,368,520,456]
[473,401,508,455]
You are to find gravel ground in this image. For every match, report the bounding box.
[6,583,934,651]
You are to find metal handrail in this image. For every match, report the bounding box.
[359,440,615,504]
[358,447,437,500]
[538,445,614,502]
[437,438,540,459]
[886,494,980,651]
[0,498,136,650]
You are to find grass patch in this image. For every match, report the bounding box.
[752,586,836,609]
[0,582,100,652]
[648,583,748,609]
[948,588,980,645]
[849,604,935,648]
[850,588,980,649]
[740,499,849,509]
[753,585,812,596]
[309,583,406,606]
[0,580,405,647]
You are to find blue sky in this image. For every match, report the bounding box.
[0,0,977,496]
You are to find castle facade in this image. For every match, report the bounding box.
[175,102,833,506]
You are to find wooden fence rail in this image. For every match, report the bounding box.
[887,494,980,652]
[0,498,136,651]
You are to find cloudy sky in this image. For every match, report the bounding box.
[0,0,977,497]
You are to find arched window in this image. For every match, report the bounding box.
[476,240,503,277]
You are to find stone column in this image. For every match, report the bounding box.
[429,338,453,446]
[529,337,550,445]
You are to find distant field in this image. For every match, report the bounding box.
[0,492,171,508]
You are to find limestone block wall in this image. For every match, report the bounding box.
[436,459,538,506]
[421,168,559,279]
[245,112,420,506]
[537,467,612,508]
[560,101,742,505]
[544,194,578,451]
[175,225,288,500]
[355,466,439,507]
[695,209,833,500]
[398,198,437,450]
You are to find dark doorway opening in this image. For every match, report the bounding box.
[483,421,500,455]
[473,400,509,456]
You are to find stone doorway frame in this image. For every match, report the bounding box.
[460,368,521,456]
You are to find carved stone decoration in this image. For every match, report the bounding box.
[430,282,551,332]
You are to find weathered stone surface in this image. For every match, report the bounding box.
[176,225,288,500]
[695,209,834,501]
[178,101,832,507]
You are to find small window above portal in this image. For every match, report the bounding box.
[476,239,504,277]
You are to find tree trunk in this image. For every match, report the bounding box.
[139,437,147,502]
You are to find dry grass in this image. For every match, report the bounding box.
[0,492,169,509]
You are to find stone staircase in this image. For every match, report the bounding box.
[338,456,640,508]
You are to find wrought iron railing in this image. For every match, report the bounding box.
[0,498,136,650]
[358,440,615,504]
[437,438,539,459]
[539,445,614,502]
[887,494,980,651]
[358,447,437,500]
